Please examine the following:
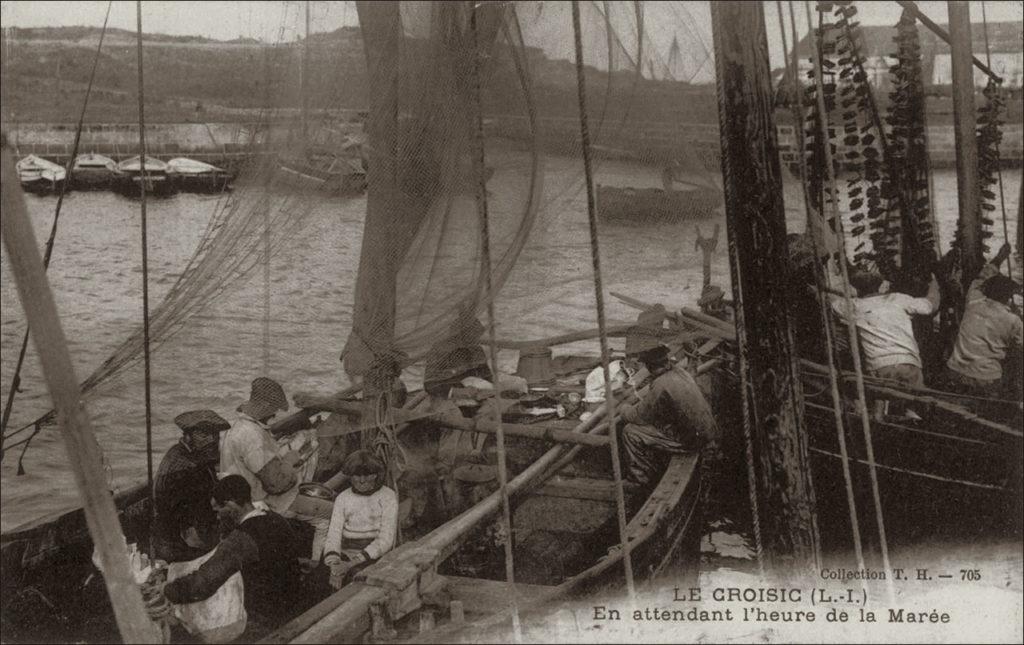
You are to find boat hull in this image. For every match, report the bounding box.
[18,176,66,195]
[70,168,117,191]
[174,173,233,194]
[274,158,367,196]
[597,185,722,223]
[114,173,178,197]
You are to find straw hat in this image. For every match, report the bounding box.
[236,377,288,421]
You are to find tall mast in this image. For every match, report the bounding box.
[710,0,820,575]
[948,1,982,284]
[302,0,310,151]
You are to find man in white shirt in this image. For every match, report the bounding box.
[220,377,333,561]
[946,243,1023,397]
[829,266,940,391]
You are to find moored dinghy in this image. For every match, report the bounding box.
[16,155,67,194]
[115,155,176,196]
[166,157,233,193]
[70,153,119,190]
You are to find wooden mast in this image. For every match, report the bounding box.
[948,1,982,285]
[301,0,310,152]
[709,1,820,574]
[0,136,162,643]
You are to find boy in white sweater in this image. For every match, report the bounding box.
[323,450,398,589]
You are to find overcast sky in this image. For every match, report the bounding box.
[1,1,1020,72]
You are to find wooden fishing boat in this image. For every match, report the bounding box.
[16,155,67,194]
[596,184,722,224]
[71,153,119,191]
[166,157,233,193]
[662,303,1023,553]
[115,155,177,197]
[274,152,367,196]
[0,357,704,643]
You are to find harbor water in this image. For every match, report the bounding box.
[1,162,1020,538]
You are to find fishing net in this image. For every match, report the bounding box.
[340,1,718,388]
[2,2,722,480]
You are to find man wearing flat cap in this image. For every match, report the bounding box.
[618,326,719,487]
[153,409,231,563]
[220,377,333,561]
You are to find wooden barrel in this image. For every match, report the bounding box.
[516,346,556,388]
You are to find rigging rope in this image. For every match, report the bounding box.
[805,0,894,603]
[980,0,1014,278]
[0,0,114,458]
[470,3,522,639]
[135,0,156,535]
[572,0,636,601]
[778,0,867,582]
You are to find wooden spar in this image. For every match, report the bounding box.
[441,418,612,447]
[895,1,1003,84]
[283,400,618,643]
[948,1,982,285]
[494,323,635,349]
[710,1,820,574]
[0,137,161,643]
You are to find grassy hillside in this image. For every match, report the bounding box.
[1,25,721,125]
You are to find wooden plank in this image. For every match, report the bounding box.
[258,582,379,644]
[446,576,554,615]
[532,477,635,502]
[0,136,161,643]
[710,1,820,574]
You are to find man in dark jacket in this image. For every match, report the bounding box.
[152,410,230,563]
[618,326,720,486]
[157,475,304,626]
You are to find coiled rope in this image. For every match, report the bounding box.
[572,0,636,600]
[805,0,894,603]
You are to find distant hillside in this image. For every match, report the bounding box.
[0,25,718,124]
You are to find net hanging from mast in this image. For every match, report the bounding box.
[3,1,719,474]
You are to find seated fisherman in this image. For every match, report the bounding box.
[946,243,1023,397]
[153,410,231,563]
[423,310,492,398]
[220,377,333,561]
[618,326,720,487]
[323,450,399,589]
[148,475,304,631]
